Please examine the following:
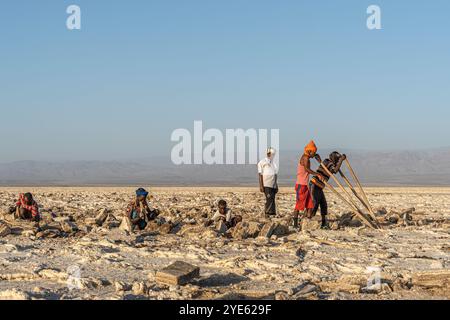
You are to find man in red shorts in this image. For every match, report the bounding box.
[292,141,323,228]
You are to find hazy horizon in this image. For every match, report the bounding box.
[1,147,449,186]
[1,145,449,164]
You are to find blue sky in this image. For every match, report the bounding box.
[0,0,449,161]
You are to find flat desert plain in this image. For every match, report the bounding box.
[0,186,449,300]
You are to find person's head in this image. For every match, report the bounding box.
[304,140,318,158]
[218,199,227,213]
[266,147,276,159]
[24,193,33,205]
[135,188,149,202]
[329,151,342,164]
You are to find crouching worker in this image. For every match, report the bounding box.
[310,151,346,229]
[205,200,242,229]
[14,193,41,222]
[125,188,160,231]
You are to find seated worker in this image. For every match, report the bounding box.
[14,193,41,222]
[125,188,160,231]
[310,151,347,228]
[206,200,242,229]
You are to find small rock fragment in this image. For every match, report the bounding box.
[375,207,388,216]
[275,291,290,300]
[60,220,78,233]
[132,282,148,295]
[114,281,131,292]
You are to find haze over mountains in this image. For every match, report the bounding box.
[0,148,449,186]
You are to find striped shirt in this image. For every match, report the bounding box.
[311,159,336,189]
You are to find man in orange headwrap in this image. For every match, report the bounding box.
[292,140,324,228]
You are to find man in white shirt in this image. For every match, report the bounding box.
[257,148,279,217]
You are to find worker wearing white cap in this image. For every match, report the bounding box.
[257,147,279,217]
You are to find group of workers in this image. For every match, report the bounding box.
[8,140,345,233]
[258,140,346,229]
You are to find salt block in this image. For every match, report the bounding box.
[156,261,200,286]
[412,270,450,288]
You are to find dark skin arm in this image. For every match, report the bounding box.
[259,174,264,192]
[332,154,347,174]
[300,154,322,177]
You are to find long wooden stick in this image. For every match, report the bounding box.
[339,169,378,223]
[321,179,376,229]
[344,159,375,215]
[319,162,364,214]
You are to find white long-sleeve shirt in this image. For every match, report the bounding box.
[257,157,278,188]
[211,208,233,223]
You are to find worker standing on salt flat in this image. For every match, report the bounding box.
[292,141,323,228]
[257,148,279,218]
[310,151,347,229]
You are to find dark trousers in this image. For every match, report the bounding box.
[131,209,160,230]
[310,183,328,216]
[226,216,243,229]
[264,187,277,215]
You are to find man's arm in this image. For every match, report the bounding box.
[259,174,264,192]
[274,162,279,190]
[301,156,321,176]
[332,154,347,174]
[257,161,265,192]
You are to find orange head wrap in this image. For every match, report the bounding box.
[304,140,317,156]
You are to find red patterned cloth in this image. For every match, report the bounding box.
[294,184,314,211]
[16,193,40,218]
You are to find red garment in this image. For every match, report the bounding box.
[294,184,313,211]
[16,194,40,218]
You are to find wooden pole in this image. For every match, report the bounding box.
[319,162,365,215]
[339,170,378,223]
[344,159,375,215]
[321,179,376,229]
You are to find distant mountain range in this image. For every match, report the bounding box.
[0,147,449,186]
